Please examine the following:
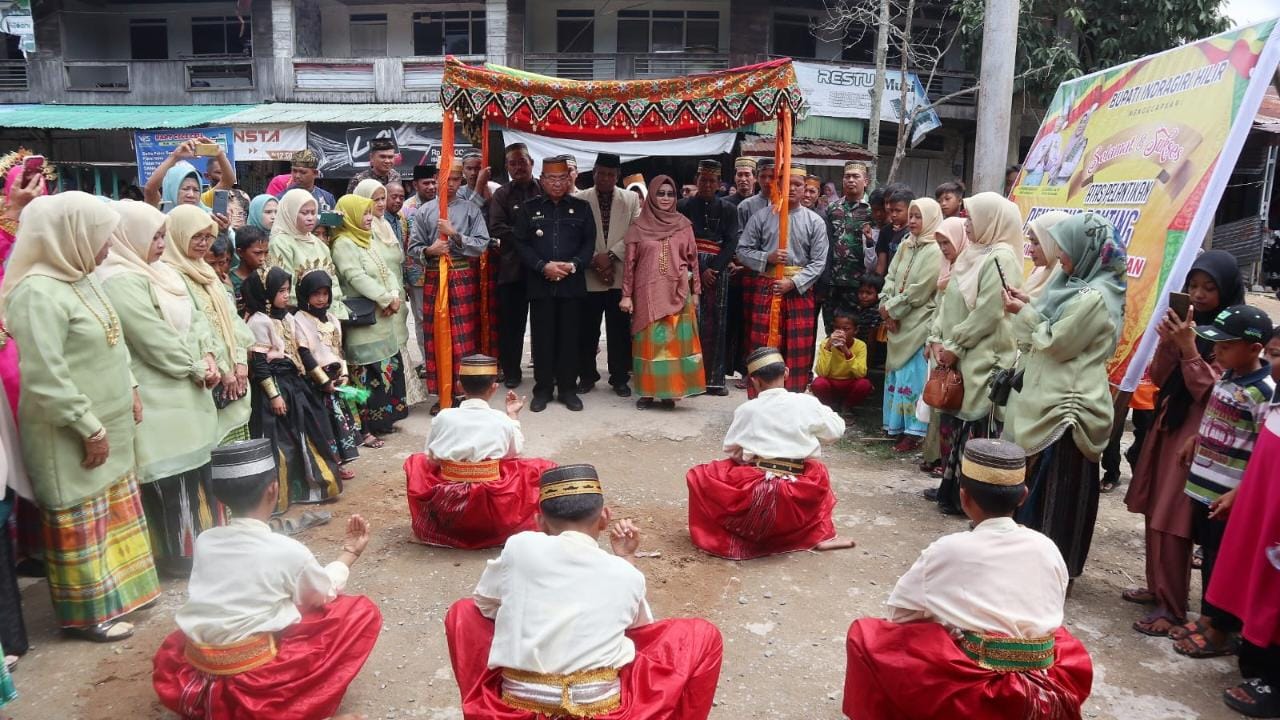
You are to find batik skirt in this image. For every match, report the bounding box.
[404,454,555,549]
[1017,431,1101,578]
[632,297,705,400]
[250,358,343,507]
[935,414,1001,512]
[353,354,409,435]
[883,346,929,436]
[746,275,817,395]
[422,263,480,397]
[41,475,161,628]
[321,363,360,463]
[139,463,227,576]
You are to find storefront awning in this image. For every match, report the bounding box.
[215,103,443,125]
[0,104,253,130]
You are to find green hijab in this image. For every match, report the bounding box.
[1034,212,1127,346]
[334,194,374,249]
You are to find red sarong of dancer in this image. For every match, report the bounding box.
[444,599,723,720]
[404,454,555,550]
[152,594,382,720]
[685,458,836,560]
[842,619,1093,720]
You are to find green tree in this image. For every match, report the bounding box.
[954,0,1231,100]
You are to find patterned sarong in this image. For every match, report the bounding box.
[746,274,817,394]
[423,262,480,397]
[632,297,705,400]
[42,474,161,628]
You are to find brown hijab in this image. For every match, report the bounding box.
[625,175,691,244]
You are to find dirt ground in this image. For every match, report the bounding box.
[7,339,1263,719]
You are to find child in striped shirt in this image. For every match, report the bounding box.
[1174,305,1274,658]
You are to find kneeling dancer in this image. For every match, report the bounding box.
[405,354,555,548]
[842,438,1093,720]
[152,439,382,719]
[445,464,724,719]
[686,347,856,559]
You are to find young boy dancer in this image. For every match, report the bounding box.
[444,464,723,719]
[405,354,555,549]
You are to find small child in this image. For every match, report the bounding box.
[1175,305,1275,658]
[812,308,872,415]
[1265,326,1280,384]
[151,439,382,720]
[876,185,914,276]
[244,268,347,506]
[231,226,269,316]
[404,354,555,549]
[935,180,968,219]
[855,274,887,367]
[206,235,233,288]
[291,269,362,473]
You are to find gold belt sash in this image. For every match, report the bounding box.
[440,459,501,483]
[754,457,806,475]
[695,238,722,255]
[959,631,1056,673]
[501,666,621,718]
[766,264,802,278]
[185,633,278,676]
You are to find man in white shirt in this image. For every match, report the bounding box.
[686,347,856,560]
[152,438,382,720]
[737,165,829,394]
[842,439,1094,720]
[444,463,723,720]
[405,354,555,549]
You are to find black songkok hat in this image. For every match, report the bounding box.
[961,439,1027,487]
[746,346,785,375]
[211,438,276,489]
[697,159,722,177]
[459,354,499,376]
[595,153,622,170]
[539,464,603,502]
[414,164,438,180]
[369,137,396,153]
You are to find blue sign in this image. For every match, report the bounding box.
[133,127,235,183]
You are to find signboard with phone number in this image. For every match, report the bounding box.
[133,127,235,183]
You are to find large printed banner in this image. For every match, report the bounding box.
[133,127,235,182]
[791,61,942,145]
[1010,19,1280,391]
[307,124,473,179]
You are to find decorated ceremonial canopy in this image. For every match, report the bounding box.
[428,57,806,409]
[439,57,808,141]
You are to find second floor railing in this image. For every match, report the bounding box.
[521,52,730,82]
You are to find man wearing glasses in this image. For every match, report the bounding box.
[511,155,597,412]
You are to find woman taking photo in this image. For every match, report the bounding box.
[164,205,254,445]
[619,175,704,409]
[880,197,943,452]
[331,191,409,441]
[269,188,347,317]
[1,192,160,642]
[925,192,1024,515]
[1124,250,1244,636]
[1003,212,1127,578]
[98,201,224,577]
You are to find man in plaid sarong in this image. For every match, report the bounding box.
[679,159,739,396]
[736,165,828,397]
[409,163,492,413]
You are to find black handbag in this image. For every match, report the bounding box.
[342,297,378,327]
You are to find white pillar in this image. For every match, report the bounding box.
[972,0,1018,193]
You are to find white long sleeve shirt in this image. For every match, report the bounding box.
[426,398,524,461]
[886,517,1068,638]
[175,518,349,645]
[474,530,654,674]
[723,387,846,461]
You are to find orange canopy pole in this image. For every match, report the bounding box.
[478,117,493,355]
[434,112,456,408]
[766,109,793,348]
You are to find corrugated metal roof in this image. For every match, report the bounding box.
[0,104,252,130]
[214,103,443,125]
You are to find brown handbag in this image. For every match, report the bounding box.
[923,363,964,412]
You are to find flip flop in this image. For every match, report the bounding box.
[1168,616,1211,641]
[298,510,332,532]
[1174,629,1240,659]
[63,620,134,643]
[1133,610,1184,637]
[269,517,300,536]
[361,434,385,449]
[1122,587,1156,605]
[1224,679,1280,718]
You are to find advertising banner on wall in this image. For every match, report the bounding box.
[791,61,942,145]
[307,124,472,178]
[233,125,307,161]
[133,127,235,181]
[1009,19,1280,391]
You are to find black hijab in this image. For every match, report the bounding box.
[295,269,333,320]
[242,267,292,320]
[1156,250,1244,429]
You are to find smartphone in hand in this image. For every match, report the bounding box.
[212,189,229,216]
[994,258,1011,292]
[1168,291,1191,319]
[21,154,43,184]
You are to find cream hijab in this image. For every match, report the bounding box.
[949,192,1023,309]
[904,197,942,247]
[1022,210,1073,300]
[162,205,240,361]
[97,200,196,333]
[0,192,121,314]
[935,217,969,290]
[270,188,320,245]
[353,179,399,247]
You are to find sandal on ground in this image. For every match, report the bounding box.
[1100,477,1122,493]
[1168,616,1212,641]
[659,399,676,410]
[269,517,300,536]
[1174,629,1240,658]
[1121,587,1156,605]
[1133,610,1184,637]
[361,434,385,449]
[1224,679,1280,718]
[63,620,134,643]
[298,510,332,532]
[636,398,655,410]
[733,378,749,390]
